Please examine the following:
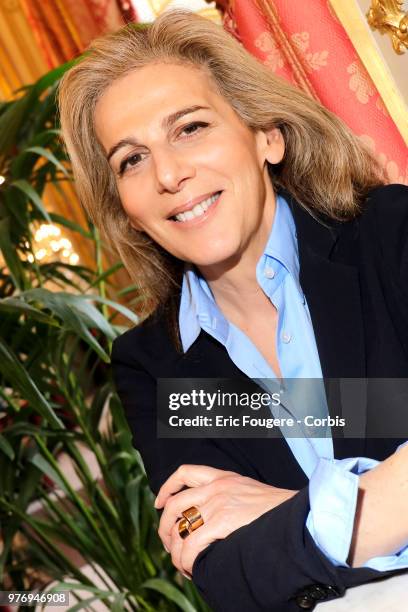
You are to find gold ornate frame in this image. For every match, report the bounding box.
[329,1,408,145]
[367,1,408,54]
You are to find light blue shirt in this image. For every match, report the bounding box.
[179,193,408,570]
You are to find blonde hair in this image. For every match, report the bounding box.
[58,8,385,335]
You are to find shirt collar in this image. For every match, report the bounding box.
[178,193,300,353]
[262,193,300,281]
[179,265,230,352]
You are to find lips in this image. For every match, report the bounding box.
[167,191,222,219]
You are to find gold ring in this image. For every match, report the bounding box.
[178,517,192,540]
[178,506,204,539]
[182,506,204,531]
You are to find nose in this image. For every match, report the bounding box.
[152,147,196,194]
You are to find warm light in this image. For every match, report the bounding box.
[35,224,62,242]
[27,223,80,267]
[60,238,72,249]
[35,248,47,260]
[0,176,5,185]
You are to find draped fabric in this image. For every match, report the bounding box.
[0,0,48,100]
[19,0,125,67]
[219,0,408,185]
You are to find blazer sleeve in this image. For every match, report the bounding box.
[111,336,404,612]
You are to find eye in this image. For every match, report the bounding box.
[180,121,208,137]
[118,152,144,176]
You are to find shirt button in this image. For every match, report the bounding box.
[264,267,275,279]
[281,331,292,343]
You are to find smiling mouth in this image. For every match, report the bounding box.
[170,191,222,222]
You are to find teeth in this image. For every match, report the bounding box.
[192,203,205,215]
[174,192,220,222]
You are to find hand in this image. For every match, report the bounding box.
[154,464,298,578]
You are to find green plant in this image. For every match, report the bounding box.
[0,66,210,612]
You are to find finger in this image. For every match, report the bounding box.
[158,486,210,550]
[180,516,230,576]
[169,520,190,579]
[155,464,237,508]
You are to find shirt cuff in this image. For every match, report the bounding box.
[306,451,408,571]
[306,456,377,566]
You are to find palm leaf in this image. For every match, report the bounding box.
[10,179,51,222]
[142,579,197,612]
[0,338,63,428]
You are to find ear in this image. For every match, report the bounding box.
[263,127,285,164]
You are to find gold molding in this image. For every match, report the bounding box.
[329,0,408,146]
[367,0,408,54]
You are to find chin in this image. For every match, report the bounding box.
[188,245,241,269]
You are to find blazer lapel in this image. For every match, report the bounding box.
[288,195,366,379]
[288,194,367,458]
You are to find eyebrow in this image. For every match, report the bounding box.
[106,105,210,163]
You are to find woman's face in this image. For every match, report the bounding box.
[94,61,284,267]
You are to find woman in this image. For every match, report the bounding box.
[58,10,408,611]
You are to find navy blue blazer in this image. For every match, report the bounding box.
[111,184,408,611]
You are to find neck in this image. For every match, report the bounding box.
[196,189,277,321]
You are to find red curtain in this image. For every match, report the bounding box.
[219,0,407,184]
[19,0,126,67]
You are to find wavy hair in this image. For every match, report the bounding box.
[57,8,385,337]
